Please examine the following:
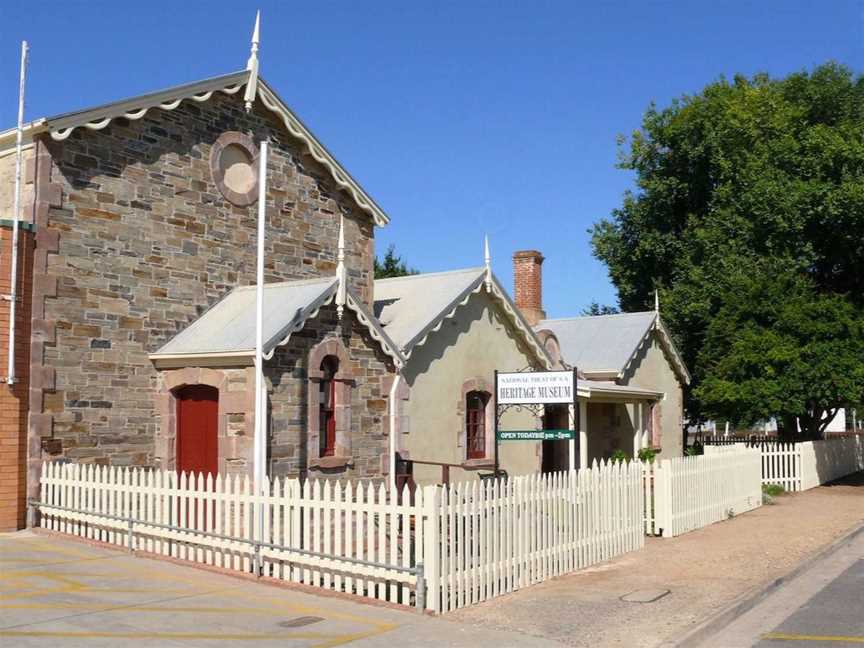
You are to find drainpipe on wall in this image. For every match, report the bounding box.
[389,373,401,493]
[5,41,28,385]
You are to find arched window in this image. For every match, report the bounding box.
[319,356,339,457]
[465,391,489,460]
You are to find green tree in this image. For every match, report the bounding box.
[374,244,418,279]
[695,267,864,438]
[581,301,620,316]
[590,62,864,430]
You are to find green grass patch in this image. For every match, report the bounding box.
[762,483,786,497]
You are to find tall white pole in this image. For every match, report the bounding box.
[6,41,28,385]
[389,374,401,493]
[253,141,268,490]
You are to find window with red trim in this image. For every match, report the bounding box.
[319,356,339,457]
[466,391,489,459]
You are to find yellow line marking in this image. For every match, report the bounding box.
[0,602,313,615]
[763,633,864,643]
[0,630,339,641]
[226,587,400,631]
[310,626,396,648]
[0,557,118,567]
[0,540,101,559]
[0,537,405,645]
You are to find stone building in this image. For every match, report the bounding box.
[514,250,691,462]
[371,249,683,485]
[374,259,554,484]
[0,20,690,530]
[0,25,399,528]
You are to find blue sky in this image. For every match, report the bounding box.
[1,1,860,317]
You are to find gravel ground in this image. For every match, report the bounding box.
[448,472,864,648]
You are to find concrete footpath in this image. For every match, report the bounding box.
[0,531,556,648]
[697,531,863,647]
[449,473,864,648]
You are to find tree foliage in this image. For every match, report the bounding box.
[374,244,418,279]
[695,267,864,437]
[590,62,864,433]
[581,301,620,316]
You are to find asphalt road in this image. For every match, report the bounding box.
[698,529,864,648]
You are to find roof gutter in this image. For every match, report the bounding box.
[148,350,256,369]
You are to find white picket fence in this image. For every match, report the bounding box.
[426,461,645,613]
[646,446,762,537]
[37,460,645,614]
[39,462,426,608]
[707,435,864,492]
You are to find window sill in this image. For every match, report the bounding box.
[309,455,353,470]
[461,459,495,470]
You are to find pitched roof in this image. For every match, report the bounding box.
[374,267,553,367]
[151,276,404,366]
[0,70,390,226]
[537,311,691,385]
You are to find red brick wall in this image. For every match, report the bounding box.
[513,250,546,326]
[0,226,34,531]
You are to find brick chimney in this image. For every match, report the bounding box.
[513,250,545,326]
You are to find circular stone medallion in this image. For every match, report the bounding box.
[210,132,259,206]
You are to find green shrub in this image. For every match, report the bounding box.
[638,447,658,463]
[684,441,704,456]
[610,449,629,464]
[762,483,786,497]
[762,483,786,504]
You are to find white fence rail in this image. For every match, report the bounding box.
[425,462,645,613]
[647,446,762,537]
[39,462,426,609]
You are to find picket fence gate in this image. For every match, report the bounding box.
[645,446,762,537]
[37,460,646,614]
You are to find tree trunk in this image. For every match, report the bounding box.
[777,414,798,441]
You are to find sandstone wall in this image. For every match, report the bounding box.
[266,304,394,481]
[33,91,378,466]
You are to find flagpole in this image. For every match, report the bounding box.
[254,141,268,491]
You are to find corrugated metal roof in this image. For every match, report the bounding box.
[537,311,658,374]
[374,267,486,350]
[154,277,337,356]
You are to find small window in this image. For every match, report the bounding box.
[319,356,339,457]
[466,391,489,460]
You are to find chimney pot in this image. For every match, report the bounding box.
[513,250,545,326]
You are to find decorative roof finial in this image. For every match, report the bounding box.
[336,216,347,319]
[654,289,660,313]
[244,10,261,113]
[484,234,492,290]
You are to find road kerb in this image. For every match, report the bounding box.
[670,522,864,648]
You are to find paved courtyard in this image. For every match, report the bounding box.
[0,531,555,648]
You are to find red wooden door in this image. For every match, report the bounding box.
[176,385,219,477]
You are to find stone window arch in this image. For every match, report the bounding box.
[307,337,353,470]
[456,377,495,466]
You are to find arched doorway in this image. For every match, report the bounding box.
[176,385,219,477]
